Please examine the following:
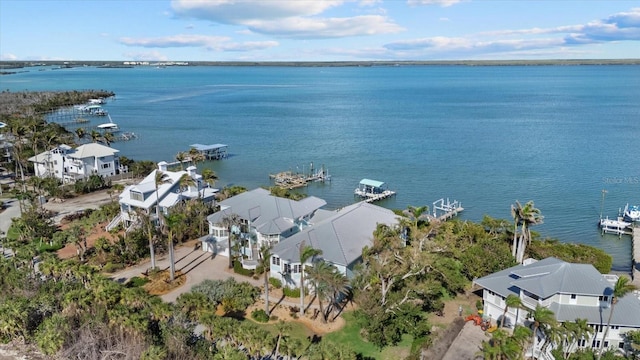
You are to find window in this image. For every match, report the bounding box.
[611,325,619,330]
[571,294,576,299]
[102,163,111,169]
[578,339,586,347]
[130,191,143,201]
[284,264,291,274]
[619,342,625,349]
[272,257,280,266]
[293,264,302,273]
[603,341,609,348]
[592,340,600,348]
[599,295,609,302]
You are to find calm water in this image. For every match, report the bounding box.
[2,65,639,270]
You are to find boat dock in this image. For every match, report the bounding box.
[190,143,229,160]
[632,226,640,288]
[270,163,331,190]
[354,179,396,203]
[428,198,464,222]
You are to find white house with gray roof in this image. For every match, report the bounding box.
[113,162,218,230]
[269,201,399,289]
[203,188,327,263]
[474,257,640,358]
[28,143,124,183]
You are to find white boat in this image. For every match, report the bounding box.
[97,122,120,132]
[623,204,640,222]
[599,217,631,236]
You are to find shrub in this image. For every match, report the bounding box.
[251,309,269,323]
[269,277,282,289]
[127,276,150,287]
[233,260,254,277]
[283,286,300,298]
[103,262,125,273]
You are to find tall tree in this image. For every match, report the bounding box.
[220,213,241,269]
[201,168,218,198]
[511,200,543,263]
[175,151,186,170]
[75,127,86,142]
[500,294,522,329]
[257,244,272,314]
[102,131,115,146]
[154,170,172,228]
[597,276,637,359]
[298,242,322,316]
[529,305,556,357]
[163,212,185,282]
[178,173,196,193]
[89,129,101,143]
[305,260,334,323]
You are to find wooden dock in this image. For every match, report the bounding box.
[428,198,464,222]
[361,190,396,203]
[632,226,640,288]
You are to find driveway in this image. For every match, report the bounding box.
[109,242,262,303]
[0,198,21,257]
[441,321,489,360]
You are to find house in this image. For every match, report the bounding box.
[203,188,326,264]
[28,143,125,183]
[112,161,218,231]
[269,201,399,289]
[474,257,640,358]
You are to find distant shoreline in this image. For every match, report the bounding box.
[1,58,640,71]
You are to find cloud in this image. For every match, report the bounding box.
[245,15,403,38]
[119,34,278,52]
[407,0,466,7]
[384,8,640,57]
[171,0,344,23]
[120,34,230,48]
[0,53,18,61]
[123,51,169,62]
[170,0,403,38]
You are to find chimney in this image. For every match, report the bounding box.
[157,161,168,172]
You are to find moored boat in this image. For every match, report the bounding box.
[623,204,640,222]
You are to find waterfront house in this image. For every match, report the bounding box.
[474,257,640,358]
[270,201,399,289]
[202,188,326,266]
[28,143,124,183]
[112,162,217,231]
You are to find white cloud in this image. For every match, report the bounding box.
[0,53,18,61]
[171,0,344,23]
[119,34,278,53]
[123,51,169,61]
[246,15,403,38]
[120,34,230,48]
[407,0,466,7]
[385,7,640,58]
[170,0,402,39]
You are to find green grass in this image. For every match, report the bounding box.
[258,319,315,341]
[323,311,412,360]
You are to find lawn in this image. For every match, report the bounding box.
[323,311,413,360]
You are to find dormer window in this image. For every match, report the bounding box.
[130,191,143,201]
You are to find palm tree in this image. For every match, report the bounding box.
[500,294,522,329]
[175,151,186,170]
[298,242,323,316]
[75,127,86,142]
[201,168,218,197]
[306,260,334,323]
[529,305,557,357]
[511,200,543,263]
[597,276,637,359]
[102,131,115,146]
[135,208,158,271]
[221,213,241,269]
[563,318,593,358]
[178,173,196,193]
[154,170,172,227]
[257,244,272,314]
[89,129,101,143]
[163,212,185,282]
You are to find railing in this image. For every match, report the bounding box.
[105,214,122,231]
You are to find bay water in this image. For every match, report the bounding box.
[2,65,639,270]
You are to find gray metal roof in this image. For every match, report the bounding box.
[549,294,640,327]
[206,188,327,235]
[475,257,614,300]
[190,143,228,151]
[272,201,399,267]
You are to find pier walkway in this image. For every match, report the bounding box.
[632,226,640,288]
[427,198,464,222]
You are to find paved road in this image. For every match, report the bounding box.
[0,198,21,257]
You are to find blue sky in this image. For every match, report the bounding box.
[1,0,639,62]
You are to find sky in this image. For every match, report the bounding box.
[1,0,639,62]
